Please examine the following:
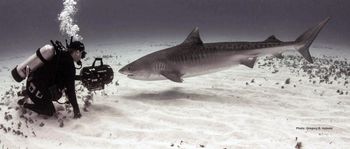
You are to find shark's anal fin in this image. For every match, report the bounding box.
[181,27,203,46]
[241,57,257,68]
[160,71,183,83]
[274,53,284,59]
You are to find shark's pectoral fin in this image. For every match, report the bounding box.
[160,71,184,83]
[274,53,284,59]
[241,57,257,68]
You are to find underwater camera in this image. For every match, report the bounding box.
[75,58,114,91]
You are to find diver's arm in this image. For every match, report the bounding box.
[65,80,81,118]
[64,59,81,118]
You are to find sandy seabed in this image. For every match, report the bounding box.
[0,42,349,149]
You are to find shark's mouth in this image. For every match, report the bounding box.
[127,74,134,77]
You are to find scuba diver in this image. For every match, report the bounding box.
[14,38,86,119]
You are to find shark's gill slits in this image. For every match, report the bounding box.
[158,62,162,71]
[182,55,187,64]
[159,62,164,71]
[186,54,191,64]
[174,56,179,64]
[190,54,194,64]
[171,56,177,64]
[153,62,159,71]
[178,56,183,64]
[181,55,185,64]
[176,56,181,64]
[161,63,166,70]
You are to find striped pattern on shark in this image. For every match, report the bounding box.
[119,17,330,83]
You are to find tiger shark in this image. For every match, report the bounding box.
[119,17,330,83]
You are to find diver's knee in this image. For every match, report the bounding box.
[47,110,55,116]
[43,108,56,116]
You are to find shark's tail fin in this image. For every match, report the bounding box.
[294,17,330,63]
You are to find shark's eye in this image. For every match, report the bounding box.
[127,67,131,71]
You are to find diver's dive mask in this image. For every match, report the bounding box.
[81,51,86,59]
[76,50,87,69]
[66,36,86,69]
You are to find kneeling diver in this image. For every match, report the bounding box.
[15,38,86,118]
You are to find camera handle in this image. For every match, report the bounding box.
[75,58,104,81]
[92,58,103,67]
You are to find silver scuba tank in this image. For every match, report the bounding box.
[11,45,56,82]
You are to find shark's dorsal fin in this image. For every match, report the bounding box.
[160,70,184,83]
[264,35,282,42]
[181,27,203,46]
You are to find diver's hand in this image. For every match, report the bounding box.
[73,109,82,119]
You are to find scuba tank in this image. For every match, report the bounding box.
[11,45,56,82]
[11,38,73,82]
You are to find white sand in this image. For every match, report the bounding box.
[0,42,349,149]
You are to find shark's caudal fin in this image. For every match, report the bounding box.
[295,17,330,63]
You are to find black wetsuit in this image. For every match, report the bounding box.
[25,51,79,116]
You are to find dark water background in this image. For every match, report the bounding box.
[0,0,349,57]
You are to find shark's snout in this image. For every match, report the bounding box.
[119,66,135,78]
[118,67,128,75]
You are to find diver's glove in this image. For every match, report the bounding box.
[73,109,82,119]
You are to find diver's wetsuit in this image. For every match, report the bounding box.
[24,51,79,116]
